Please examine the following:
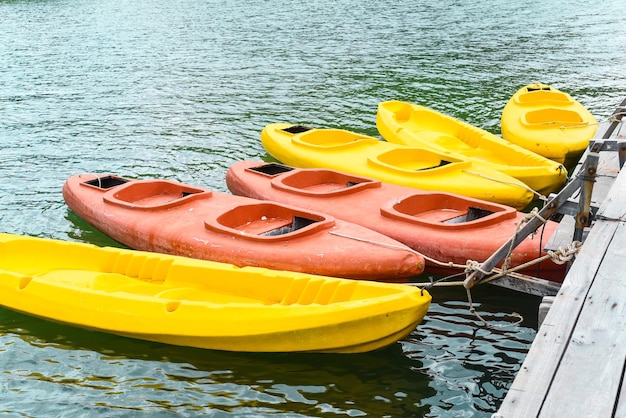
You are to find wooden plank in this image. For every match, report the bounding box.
[618,119,626,138]
[538,221,626,417]
[600,153,626,417]
[489,274,561,297]
[538,296,554,327]
[496,158,626,416]
[565,150,618,211]
[612,361,626,417]
[544,215,577,252]
[569,120,620,204]
[595,157,626,221]
[494,220,618,418]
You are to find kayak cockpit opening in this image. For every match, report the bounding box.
[269,168,382,196]
[83,175,130,189]
[102,180,211,209]
[443,207,495,224]
[380,193,514,228]
[527,85,552,92]
[248,163,294,176]
[370,148,466,173]
[261,216,318,236]
[206,202,333,241]
[417,160,452,170]
[282,125,313,134]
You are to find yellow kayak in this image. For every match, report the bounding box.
[376,100,567,196]
[261,123,535,210]
[501,83,597,167]
[0,233,431,353]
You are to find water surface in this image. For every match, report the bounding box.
[1,0,624,415]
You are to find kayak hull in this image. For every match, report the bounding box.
[0,233,431,353]
[226,161,567,282]
[62,174,425,281]
[260,123,535,210]
[376,100,567,195]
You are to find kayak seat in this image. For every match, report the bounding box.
[103,181,211,210]
[517,90,572,104]
[205,202,333,241]
[295,129,379,148]
[271,168,382,196]
[380,193,515,228]
[523,108,585,126]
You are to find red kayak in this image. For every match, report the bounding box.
[62,174,425,282]
[226,161,567,282]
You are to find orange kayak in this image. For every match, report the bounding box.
[226,161,567,282]
[62,174,425,282]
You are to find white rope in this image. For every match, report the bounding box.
[609,111,626,123]
[465,260,492,275]
[466,287,524,328]
[535,111,626,129]
[523,206,547,224]
[462,170,547,201]
[328,231,466,269]
[463,241,582,284]
[329,213,577,282]
[329,218,581,329]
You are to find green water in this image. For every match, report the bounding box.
[1,0,624,416]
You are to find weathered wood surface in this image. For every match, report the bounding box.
[540,221,626,416]
[494,220,619,417]
[490,273,561,297]
[495,116,626,417]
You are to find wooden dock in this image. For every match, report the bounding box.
[495,105,626,417]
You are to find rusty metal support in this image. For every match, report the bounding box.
[618,140,626,168]
[574,150,599,242]
[463,155,600,289]
[464,99,624,290]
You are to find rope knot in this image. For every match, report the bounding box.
[465,260,492,275]
[547,241,582,265]
[522,206,547,224]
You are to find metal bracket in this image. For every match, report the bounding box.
[587,139,626,168]
[463,99,625,290]
[463,154,598,289]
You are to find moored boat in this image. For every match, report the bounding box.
[226,161,568,281]
[260,123,535,210]
[0,233,431,353]
[376,100,567,195]
[62,174,425,281]
[501,82,597,167]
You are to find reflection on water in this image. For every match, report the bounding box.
[1,308,435,416]
[407,287,539,417]
[1,0,623,415]
[0,285,537,416]
[64,210,126,248]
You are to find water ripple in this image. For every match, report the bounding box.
[1,0,624,415]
